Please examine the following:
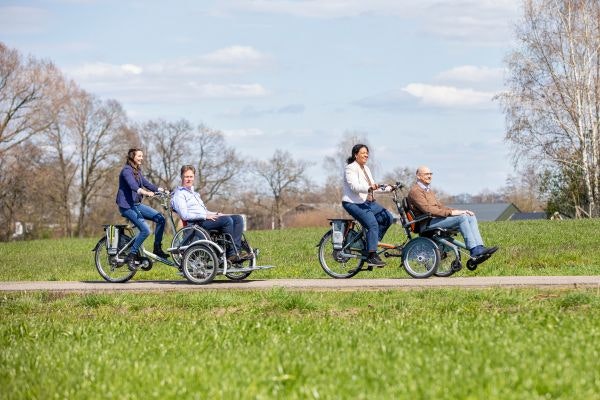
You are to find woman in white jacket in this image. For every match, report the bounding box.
[342,144,393,267]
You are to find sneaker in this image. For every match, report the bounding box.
[153,246,170,259]
[239,251,254,260]
[366,254,386,267]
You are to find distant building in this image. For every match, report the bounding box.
[445,202,521,222]
[509,212,548,221]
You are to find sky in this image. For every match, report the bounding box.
[0,0,522,195]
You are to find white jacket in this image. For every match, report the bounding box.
[342,161,375,204]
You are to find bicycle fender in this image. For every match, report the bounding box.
[91,239,104,252]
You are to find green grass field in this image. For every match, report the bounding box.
[1,220,599,399]
[0,219,598,281]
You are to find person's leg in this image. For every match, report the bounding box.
[369,201,394,241]
[119,206,151,256]
[199,216,236,257]
[342,201,385,267]
[229,214,244,250]
[466,215,484,247]
[136,203,166,251]
[342,202,379,252]
[427,215,481,249]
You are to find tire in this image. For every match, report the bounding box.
[317,230,363,279]
[225,235,254,281]
[435,243,458,277]
[402,237,439,279]
[94,236,136,283]
[171,225,211,267]
[182,244,219,284]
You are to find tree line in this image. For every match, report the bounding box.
[4,0,598,242]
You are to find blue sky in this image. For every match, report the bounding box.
[1,0,521,194]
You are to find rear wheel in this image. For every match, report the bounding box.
[94,235,136,283]
[317,230,363,279]
[182,244,219,284]
[402,237,439,278]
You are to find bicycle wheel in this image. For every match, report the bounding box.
[171,225,210,267]
[435,243,458,277]
[182,243,219,284]
[225,235,254,281]
[94,235,136,283]
[402,236,439,278]
[317,230,363,278]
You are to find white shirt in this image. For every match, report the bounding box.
[171,186,212,221]
[342,161,375,204]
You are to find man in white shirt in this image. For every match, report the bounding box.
[171,165,250,263]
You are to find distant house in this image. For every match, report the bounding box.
[509,212,547,221]
[445,202,521,221]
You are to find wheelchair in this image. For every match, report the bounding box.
[400,195,491,277]
[169,219,270,284]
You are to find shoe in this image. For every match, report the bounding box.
[469,245,485,258]
[366,254,386,267]
[153,246,170,259]
[483,246,499,255]
[124,252,138,271]
[239,251,254,260]
[227,254,242,264]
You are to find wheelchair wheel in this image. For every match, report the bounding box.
[435,244,459,277]
[317,230,363,279]
[94,235,136,283]
[171,225,211,267]
[225,235,254,281]
[182,244,219,284]
[401,237,439,278]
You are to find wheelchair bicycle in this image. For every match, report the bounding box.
[93,191,272,284]
[317,183,490,279]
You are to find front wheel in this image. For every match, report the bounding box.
[182,244,219,284]
[401,237,439,279]
[435,244,459,277]
[317,230,362,279]
[225,235,254,281]
[94,236,136,283]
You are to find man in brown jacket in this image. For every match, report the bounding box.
[407,165,498,259]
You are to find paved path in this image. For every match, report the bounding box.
[0,276,599,292]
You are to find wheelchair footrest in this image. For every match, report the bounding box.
[222,265,275,273]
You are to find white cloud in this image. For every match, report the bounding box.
[189,83,268,98]
[223,128,265,138]
[435,66,504,85]
[202,46,267,66]
[404,83,495,108]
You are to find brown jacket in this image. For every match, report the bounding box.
[407,183,452,218]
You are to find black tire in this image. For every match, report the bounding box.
[435,244,458,277]
[317,230,363,279]
[171,225,211,267]
[94,236,136,283]
[402,237,439,279]
[182,244,219,284]
[225,235,254,281]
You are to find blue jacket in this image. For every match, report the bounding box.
[115,164,158,209]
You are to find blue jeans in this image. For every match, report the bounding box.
[191,215,244,257]
[119,203,166,255]
[342,201,393,252]
[427,214,483,250]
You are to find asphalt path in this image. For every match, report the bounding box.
[0,276,599,292]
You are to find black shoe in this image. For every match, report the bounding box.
[366,254,386,267]
[483,246,499,256]
[153,246,170,259]
[124,253,138,271]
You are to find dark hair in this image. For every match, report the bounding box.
[346,144,369,164]
[180,164,196,177]
[126,148,142,179]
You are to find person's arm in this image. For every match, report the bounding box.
[140,173,159,193]
[122,167,154,197]
[345,164,371,194]
[172,191,206,221]
[408,187,452,217]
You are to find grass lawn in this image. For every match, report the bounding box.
[0,219,598,281]
[1,288,599,399]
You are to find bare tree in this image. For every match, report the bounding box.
[192,124,244,203]
[63,88,129,236]
[253,149,311,229]
[0,42,65,157]
[138,118,191,189]
[500,0,600,216]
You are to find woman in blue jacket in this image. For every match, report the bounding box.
[116,148,169,268]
